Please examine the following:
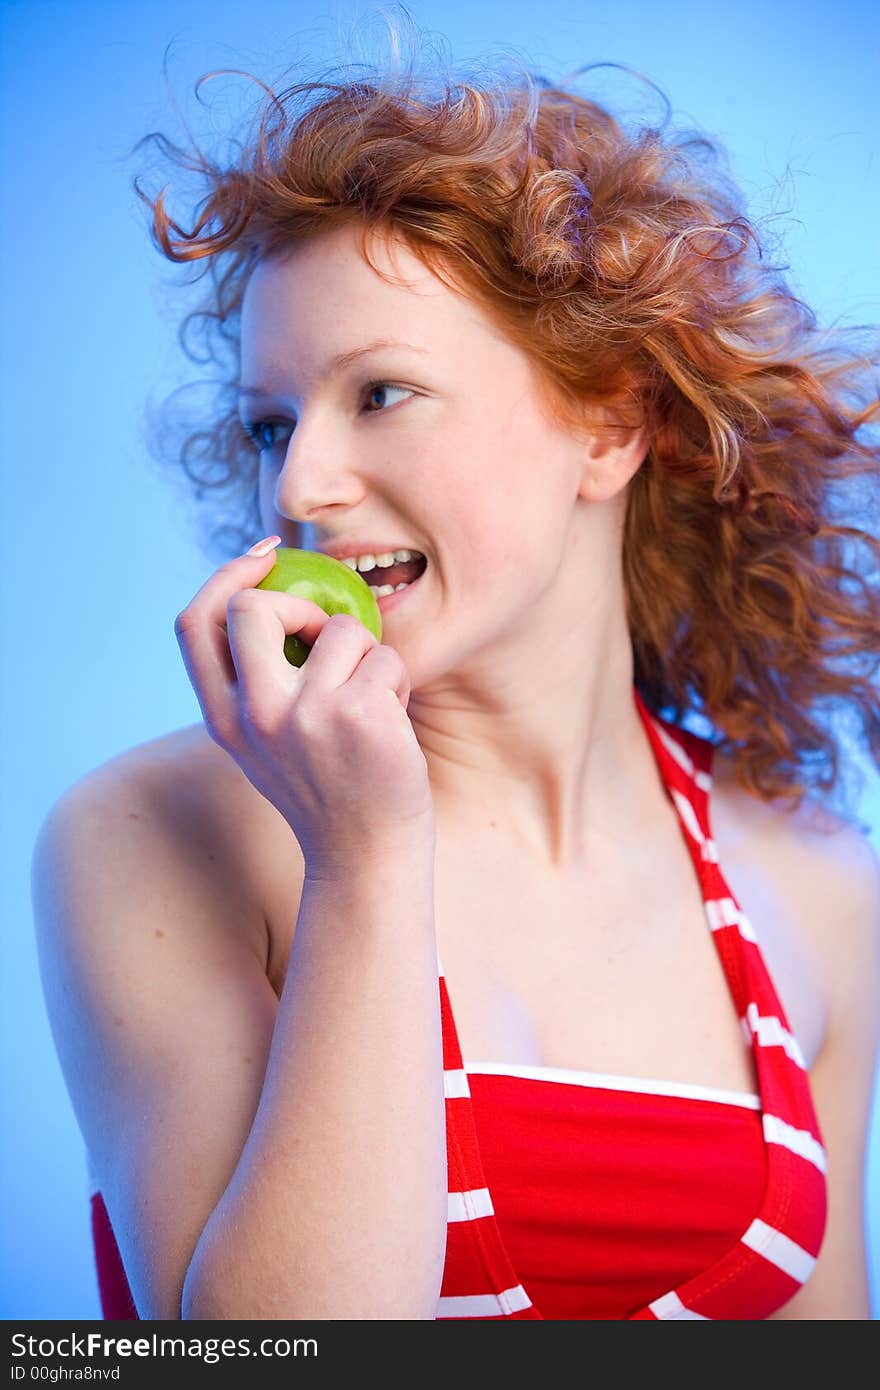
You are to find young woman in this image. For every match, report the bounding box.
[32,34,880,1321]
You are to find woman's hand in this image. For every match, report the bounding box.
[173,544,435,877]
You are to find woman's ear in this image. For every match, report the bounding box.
[576,414,649,503]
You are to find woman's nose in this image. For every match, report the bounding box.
[272,433,367,522]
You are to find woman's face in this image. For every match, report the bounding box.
[238,221,604,687]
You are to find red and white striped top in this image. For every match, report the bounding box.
[86,684,827,1320]
[462,1065,769,1319]
[437,686,827,1319]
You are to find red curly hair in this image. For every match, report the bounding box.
[130,16,880,830]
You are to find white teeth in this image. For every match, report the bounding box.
[368,580,418,597]
[336,547,424,571]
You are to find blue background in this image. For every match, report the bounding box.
[2,0,878,1319]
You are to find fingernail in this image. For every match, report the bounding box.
[245,535,282,557]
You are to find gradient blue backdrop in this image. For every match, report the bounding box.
[2,0,878,1320]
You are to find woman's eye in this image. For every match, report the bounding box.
[240,381,413,454]
[362,381,413,413]
[240,420,292,453]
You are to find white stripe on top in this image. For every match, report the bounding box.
[762,1114,827,1174]
[462,1061,761,1110]
[443,1068,471,1099]
[648,717,712,795]
[652,720,699,780]
[448,1187,495,1223]
[743,1003,807,1068]
[741,1218,817,1285]
[436,1284,533,1318]
[649,1290,710,1320]
[704,896,758,943]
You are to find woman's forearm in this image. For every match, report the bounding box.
[181,839,446,1319]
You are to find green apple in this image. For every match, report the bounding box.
[255,547,383,667]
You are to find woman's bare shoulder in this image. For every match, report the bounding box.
[710,747,857,838]
[711,748,879,1002]
[711,746,874,862]
[73,722,267,848]
[79,720,241,787]
[66,722,306,974]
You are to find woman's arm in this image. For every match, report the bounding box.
[768,822,880,1320]
[182,842,447,1320]
[32,761,446,1321]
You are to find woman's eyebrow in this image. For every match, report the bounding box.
[237,339,429,397]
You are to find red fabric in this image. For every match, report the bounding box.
[468,1072,767,1320]
[87,683,828,1321]
[90,1190,138,1320]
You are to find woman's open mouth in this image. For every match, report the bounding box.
[360,552,428,612]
